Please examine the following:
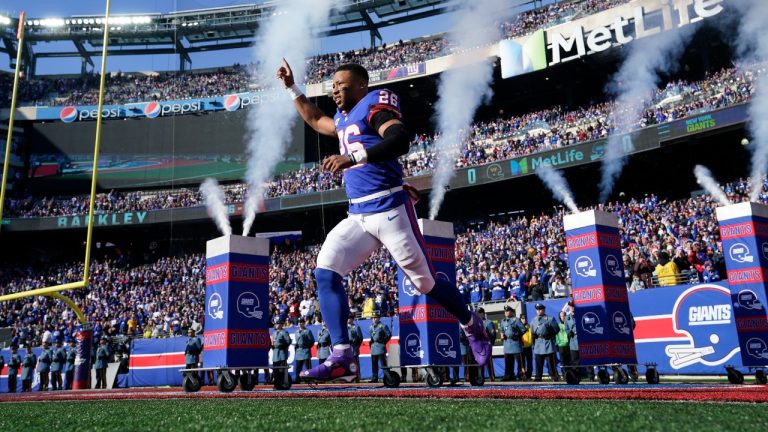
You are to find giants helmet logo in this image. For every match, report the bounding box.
[664,284,739,369]
[404,334,424,359]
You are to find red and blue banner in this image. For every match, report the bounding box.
[630,282,740,373]
[564,211,638,365]
[204,236,271,369]
[36,280,749,391]
[716,203,768,367]
[127,337,187,387]
[397,220,461,367]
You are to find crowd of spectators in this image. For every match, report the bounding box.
[4,64,760,219]
[0,0,633,108]
[3,176,768,347]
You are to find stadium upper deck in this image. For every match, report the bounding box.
[0,0,631,107]
[4,64,757,219]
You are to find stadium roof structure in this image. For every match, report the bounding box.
[0,0,541,75]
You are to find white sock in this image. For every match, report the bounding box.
[334,344,351,350]
[461,316,473,328]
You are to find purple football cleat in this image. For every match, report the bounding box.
[463,311,491,365]
[299,347,358,383]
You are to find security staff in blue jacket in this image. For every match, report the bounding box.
[348,315,363,382]
[531,303,561,381]
[7,345,21,393]
[369,313,391,383]
[272,321,291,366]
[21,344,36,392]
[293,319,315,381]
[95,337,110,389]
[65,339,76,390]
[37,341,52,391]
[500,305,527,381]
[51,340,67,390]
[185,328,203,373]
[317,321,332,364]
[317,320,331,363]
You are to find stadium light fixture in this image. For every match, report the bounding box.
[41,18,66,27]
[0,15,11,25]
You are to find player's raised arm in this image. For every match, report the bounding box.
[277,58,336,137]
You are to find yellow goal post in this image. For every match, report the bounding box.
[0,0,113,325]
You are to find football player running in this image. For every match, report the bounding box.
[277,59,490,382]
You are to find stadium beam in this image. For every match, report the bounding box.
[34,40,255,58]
[12,0,461,74]
[73,38,95,74]
[176,36,192,72]
[360,10,383,48]
[1,36,13,67]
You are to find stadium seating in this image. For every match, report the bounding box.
[2,177,766,347]
[4,65,759,219]
[0,0,634,108]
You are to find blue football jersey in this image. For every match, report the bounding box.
[334,89,405,214]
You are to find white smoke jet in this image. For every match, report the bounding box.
[242,0,341,235]
[693,165,731,206]
[200,178,232,236]
[428,0,501,220]
[598,27,693,203]
[536,164,579,214]
[735,0,768,201]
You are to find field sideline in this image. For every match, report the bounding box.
[2,383,768,431]
[3,398,768,431]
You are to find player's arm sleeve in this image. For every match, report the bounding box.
[353,109,409,164]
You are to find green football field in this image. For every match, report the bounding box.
[2,399,767,431]
[52,161,300,189]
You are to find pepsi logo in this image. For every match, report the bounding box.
[224,94,241,112]
[59,106,78,123]
[143,101,161,118]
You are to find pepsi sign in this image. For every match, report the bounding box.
[59,106,78,123]
[143,101,161,118]
[224,94,241,112]
[142,101,202,118]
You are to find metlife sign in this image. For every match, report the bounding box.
[548,0,724,66]
[501,0,726,79]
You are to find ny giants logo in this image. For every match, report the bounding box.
[206,263,268,284]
